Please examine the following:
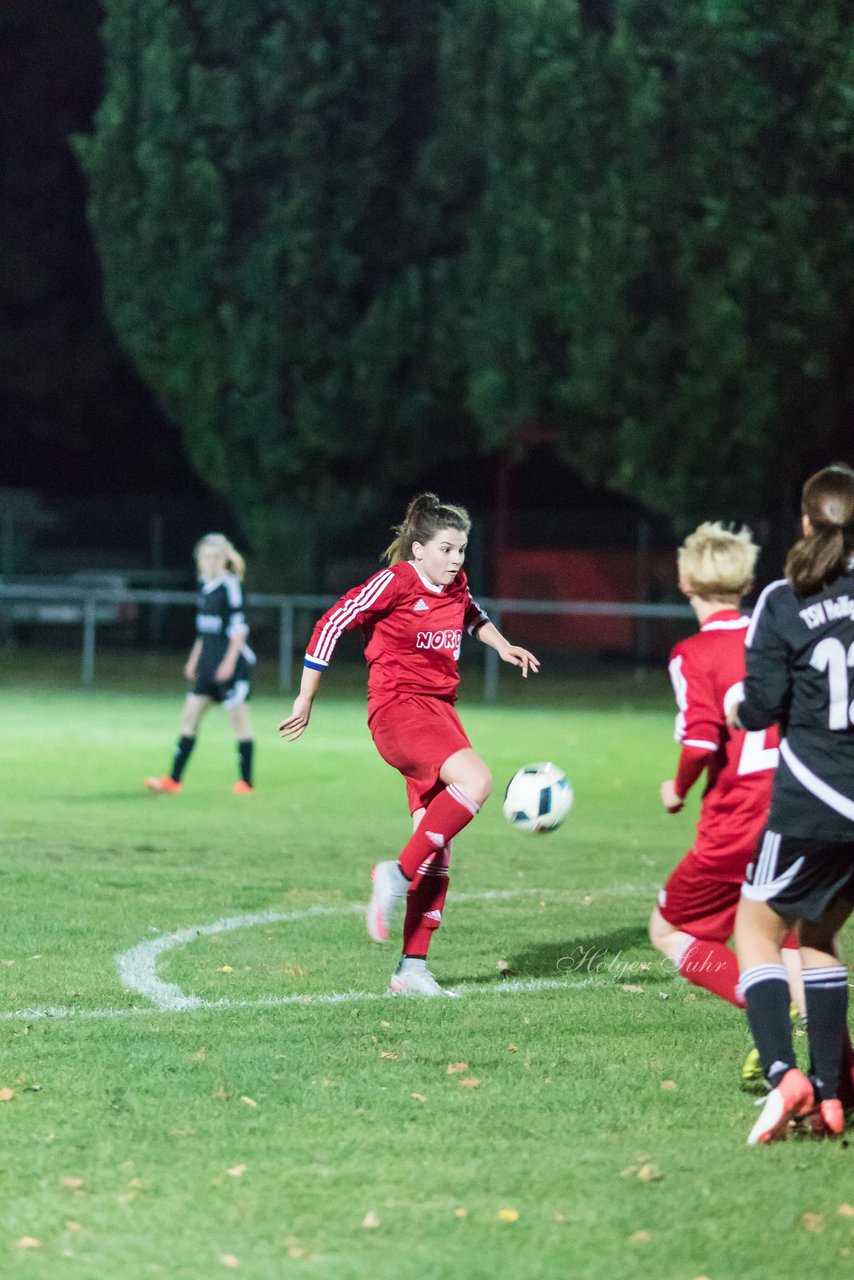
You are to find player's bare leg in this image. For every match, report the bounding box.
[145,694,212,793]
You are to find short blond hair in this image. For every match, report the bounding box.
[677,522,758,599]
[194,533,246,581]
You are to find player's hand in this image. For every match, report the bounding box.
[660,779,684,813]
[725,702,743,729]
[500,644,540,678]
[279,695,313,742]
[184,661,197,681]
[215,660,235,682]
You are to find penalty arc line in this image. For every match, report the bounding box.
[0,883,658,1024]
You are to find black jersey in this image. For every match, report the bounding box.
[740,567,854,839]
[196,573,253,662]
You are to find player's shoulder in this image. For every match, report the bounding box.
[746,578,791,644]
[221,571,244,605]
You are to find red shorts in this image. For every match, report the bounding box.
[659,841,798,948]
[368,694,471,814]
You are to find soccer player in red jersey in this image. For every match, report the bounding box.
[648,523,801,1025]
[278,493,539,996]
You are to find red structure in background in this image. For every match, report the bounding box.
[492,426,673,653]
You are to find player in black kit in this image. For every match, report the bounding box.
[729,464,854,1143]
[145,534,257,795]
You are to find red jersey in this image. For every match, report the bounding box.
[305,561,489,705]
[668,609,779,851]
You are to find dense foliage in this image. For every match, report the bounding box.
[77,0,853,578]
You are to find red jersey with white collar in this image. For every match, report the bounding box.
[668,609,778,849]
[305,561,489,705]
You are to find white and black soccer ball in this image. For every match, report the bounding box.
[502,762,573,834]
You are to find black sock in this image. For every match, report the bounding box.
[171,735,196,782]
[237,739,254,786]
[741,965,795,1087]
[803,966,849,1101]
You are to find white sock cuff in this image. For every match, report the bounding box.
[671,934,698,971]
[802,965,848,989]
[447,784,480,816]
[740,964,788,995]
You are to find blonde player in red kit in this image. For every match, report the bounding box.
[648,523,801,1036]
[279,493,539,996]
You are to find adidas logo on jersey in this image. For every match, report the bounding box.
[412,598,429,612]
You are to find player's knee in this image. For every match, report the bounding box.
[471,765,492,806]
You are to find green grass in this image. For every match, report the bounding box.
[0,665,851,1279]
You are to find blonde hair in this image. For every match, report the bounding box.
[677,521,758,600]
[194,533,246,581]
[382,492,471,565]
[785,463,854,597]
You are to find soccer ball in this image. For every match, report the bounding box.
[502,762,573,834]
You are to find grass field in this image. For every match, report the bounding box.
[0,657,851,1279]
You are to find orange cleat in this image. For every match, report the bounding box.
[144,776,183,794]
[747,1068,814,1145]
[808,1098,845,1138]
[231,781,254,795]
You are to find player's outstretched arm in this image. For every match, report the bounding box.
[184,639,202,681]
[476,622,540,678]
[278,667,323,742]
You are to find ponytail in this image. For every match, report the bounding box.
[382,493,471,565]
[785,464,854,597]
[194,533,247,581]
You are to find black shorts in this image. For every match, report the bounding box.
[742,828,854,921]
[193,653,253,708]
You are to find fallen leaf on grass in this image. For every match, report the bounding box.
[284,966,303,976]
[507,1044,518,1053]
[411,1093,428,1103]
[803,1213,825,1233]
[496,960,517,977]
[496,1208,519,1222]
[170,1127,195,1137]
[60,1176,84,1190]
[192,1047,206,1062]
[619,1165,639,1178]
[361,1211,380,1229]
[459,1077,481,1088]
[0,1088,14,1102]
[621,985,644,995]
[320,1079,338,1089]
[629,1231,651,1244]
[446,1062,468,1074]
[582,894,594,906]
[454,1208,468,1219]
[216,966,234,974]
[239,1096,257,1108]
[212,1087,230,1101]
[838,1205,854,1217]
[636,1164,663,1183]
[660,1080,678,1091]
[15,1238,41,1249]
[553,1213,567,1223]
[380,1020,392,1028]
[65,1222,82,1232]
[219,1255,240,1269]
[379,1051,399,1061]
[226,1164,247,1178]
[287,1246,307,1258]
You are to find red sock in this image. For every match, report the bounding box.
[403,845,451,958]
[678,938,744,1007]
[398,785,478,888]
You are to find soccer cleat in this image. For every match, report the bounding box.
[365,861,406,943]
[747,1068,814,1146]
[807,1098,845,1138]
[144,776,183,794]
[231,781,254,794]
[389,966,460,998]
[741,1047,764,1086]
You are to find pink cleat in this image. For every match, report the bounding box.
[145,776,183,794]
[747,1068,814,1145]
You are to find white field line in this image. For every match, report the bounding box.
[0,883,657,1024]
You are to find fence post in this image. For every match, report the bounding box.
[82,592,97,685]
[279,601,295,691]
[483,607,501,702]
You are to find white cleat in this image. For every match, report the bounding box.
[389,966,460,998]
[365,860,407,943]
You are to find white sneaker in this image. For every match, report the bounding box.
[389,966,460,998]
[365,860,407,943]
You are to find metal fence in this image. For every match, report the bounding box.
[0,582,695,698]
